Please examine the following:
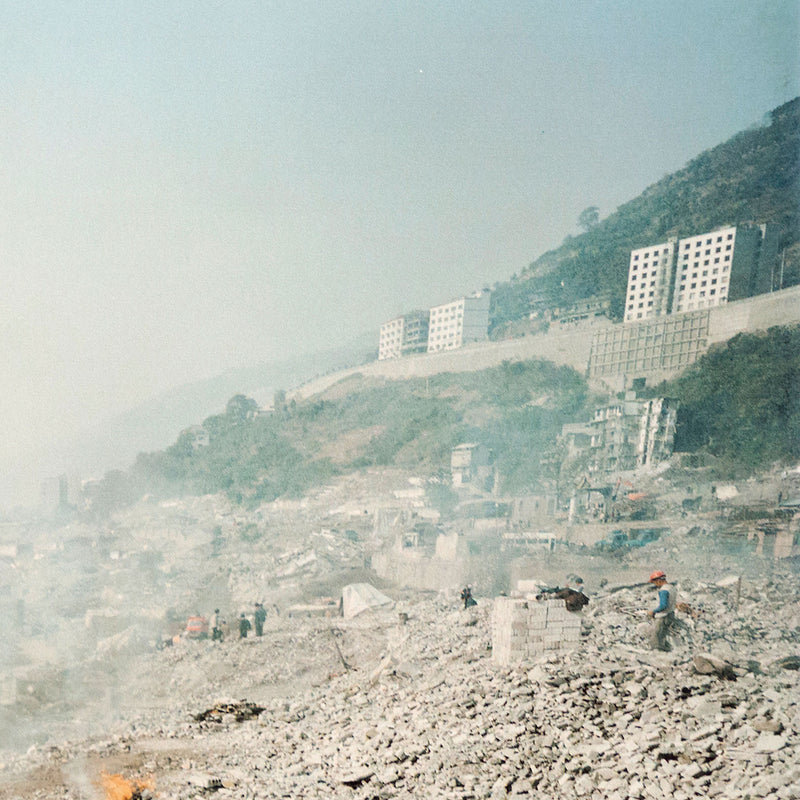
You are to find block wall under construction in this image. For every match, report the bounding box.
[492,597,581,666]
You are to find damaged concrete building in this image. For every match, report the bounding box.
[587,392,678,475]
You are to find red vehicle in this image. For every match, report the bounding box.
[185,615,209,639]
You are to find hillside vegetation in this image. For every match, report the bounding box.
[87,361,590,515]
[490,97,800,332]
[87,324,800,516]
[662,325,800,470]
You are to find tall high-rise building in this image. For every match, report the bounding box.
[427,291,490,353]
[671,224,779,313]
[624,239,678,322]
[378,316,404,360]
[624,224,779,322]
[378,310,430,360]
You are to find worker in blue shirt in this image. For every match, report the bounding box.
[647,570,677,651]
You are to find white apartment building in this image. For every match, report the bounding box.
[671,225,736,313]
[624,239,677,322]
[624,224,778,322]
[378,310,431,360]
[378,316,405,360]
[427,292,490,353]
[671,224,781,313]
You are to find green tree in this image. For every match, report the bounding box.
[578,206,600,232]
[225,394,259,423]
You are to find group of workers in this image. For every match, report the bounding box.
[198,602,268,642]
[192,572,677,652]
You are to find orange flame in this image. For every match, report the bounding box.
[100,771,154,800]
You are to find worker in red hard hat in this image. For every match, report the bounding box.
[647,570,677,651]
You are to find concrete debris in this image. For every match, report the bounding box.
[693,652,738,680]
[1,468,798,799]
[0,565,796,800]
[193,701,265,724]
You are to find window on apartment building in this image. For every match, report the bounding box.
[704,260,709,266]
[633,254,639,260]
[715,247,721,253]
[638,303,644,308]
[628,304,633,310]
[701,281,707,287]
[710,289,716,295]
[711,278,717,285]
[726,244,732,250]
[691,283,696,289]
[649,291,654,297]
[706,239,712,245]
[647,301,653,307]
[699,291,705,298]
[727,233,733,239]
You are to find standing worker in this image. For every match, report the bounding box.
[647,570,677,651]
[211,609,224,642]
[239,612,252,639]
[254,602,267,636]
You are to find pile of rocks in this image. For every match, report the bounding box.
[3,569,797,800]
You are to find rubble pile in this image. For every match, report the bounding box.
[2,570,797,800]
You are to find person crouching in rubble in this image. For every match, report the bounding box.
[239,612,252,639]
[560,576,589,612]
[647,570,677,651]
[460,586,477,609]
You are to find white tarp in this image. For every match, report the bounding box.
[341,583,393,619]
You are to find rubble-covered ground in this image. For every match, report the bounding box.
[1,538,798,800]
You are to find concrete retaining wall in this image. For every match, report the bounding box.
[707,284,800,345]
[292,319,609,400]
[292,286,800,401]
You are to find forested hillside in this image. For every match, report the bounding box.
[662,325,800,470]
[490,98,800,333]
[86,360,590,516]
[86,324,800,517]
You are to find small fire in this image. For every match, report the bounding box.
[100,771,155,800]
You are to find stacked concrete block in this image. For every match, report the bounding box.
[492,597,581,666]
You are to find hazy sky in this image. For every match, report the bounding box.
[1,1,798,505]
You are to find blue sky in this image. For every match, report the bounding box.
[0,1,798,504]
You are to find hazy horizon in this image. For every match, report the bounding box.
[2,1,798,507]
